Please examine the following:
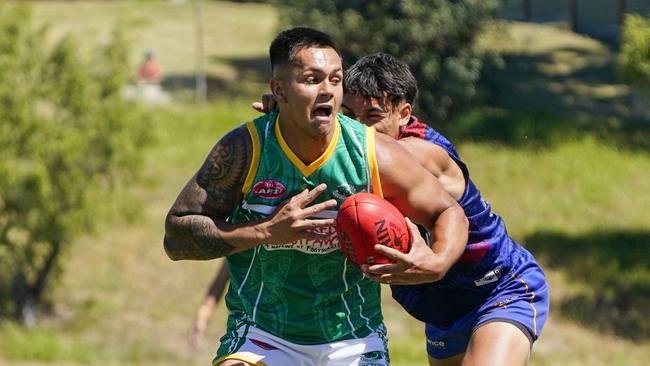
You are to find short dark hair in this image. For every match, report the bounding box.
[269,27,342,71]
[345,52,418,108]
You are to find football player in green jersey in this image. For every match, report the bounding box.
[164,27,468,366]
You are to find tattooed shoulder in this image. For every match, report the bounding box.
[196,125,253,213]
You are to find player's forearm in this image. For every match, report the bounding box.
[429,204,468,276]
[164,213,268,260]
[197,297,217,319]
[207,266,230,298]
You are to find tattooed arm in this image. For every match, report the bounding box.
[164,125,253,260]
[164,124,338,261]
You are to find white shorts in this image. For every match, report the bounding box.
[213,324,389,366]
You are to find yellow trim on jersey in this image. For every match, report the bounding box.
[366,126,383,198]
[242,121,261,195]
[275,116,340,177]
[213,354,268,366]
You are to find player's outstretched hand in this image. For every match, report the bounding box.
[251,93,277,113]
[260,183,337,244]
[362,218,448,285]
[188,317,206,349]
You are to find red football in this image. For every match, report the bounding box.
[336,192,411,267]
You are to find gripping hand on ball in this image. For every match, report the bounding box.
[362,218,448,285]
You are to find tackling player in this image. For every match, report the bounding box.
[344,53,550,366]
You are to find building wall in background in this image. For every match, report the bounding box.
[628,0,650,15]
[499,0,650,45]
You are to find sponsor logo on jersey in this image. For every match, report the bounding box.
[264,226,339,254]
[427,339,446,348]
[474,266,502,287]
[252,179,287,199]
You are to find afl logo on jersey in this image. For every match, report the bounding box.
[252,179,287,199]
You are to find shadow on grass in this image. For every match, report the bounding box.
[463,46,650,151]
[480,46,645,119]
[524,230,650,341]
[449,107,650,152]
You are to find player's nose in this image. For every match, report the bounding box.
[319,79,334,97]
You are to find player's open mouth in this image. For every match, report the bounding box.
[312,105,333,119]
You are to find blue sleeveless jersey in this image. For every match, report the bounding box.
[390,117,539,327]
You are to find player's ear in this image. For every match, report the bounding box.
[270,77,286,103]
[398,102,412,125]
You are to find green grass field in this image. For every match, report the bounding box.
[1,1,650,366]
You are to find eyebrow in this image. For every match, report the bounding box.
[301,66,343,74]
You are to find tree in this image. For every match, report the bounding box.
[277,0,498,126]
[618,14,650,117]
[0,5,151,324]
[619,14,650,98]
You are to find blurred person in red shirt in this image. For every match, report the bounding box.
[138,50,161,84]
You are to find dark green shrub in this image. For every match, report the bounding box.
[278,0,498,125]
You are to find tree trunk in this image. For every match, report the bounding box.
[11,271,36,327]
[11,240,61,326]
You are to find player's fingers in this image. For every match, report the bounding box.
[300,218,336,229]
[405,217,427,249]
[365,262,404,275]
[286,188,310,206]
[378,274,396,284]
[251,102,265,112]
[362,271,396,285]
[303,199,337,217]
[360,265,383,280]
[373,244,410,263]
[405,217,419,237]
[299,183,328,207]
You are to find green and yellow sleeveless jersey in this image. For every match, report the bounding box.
[224,110,384,345]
